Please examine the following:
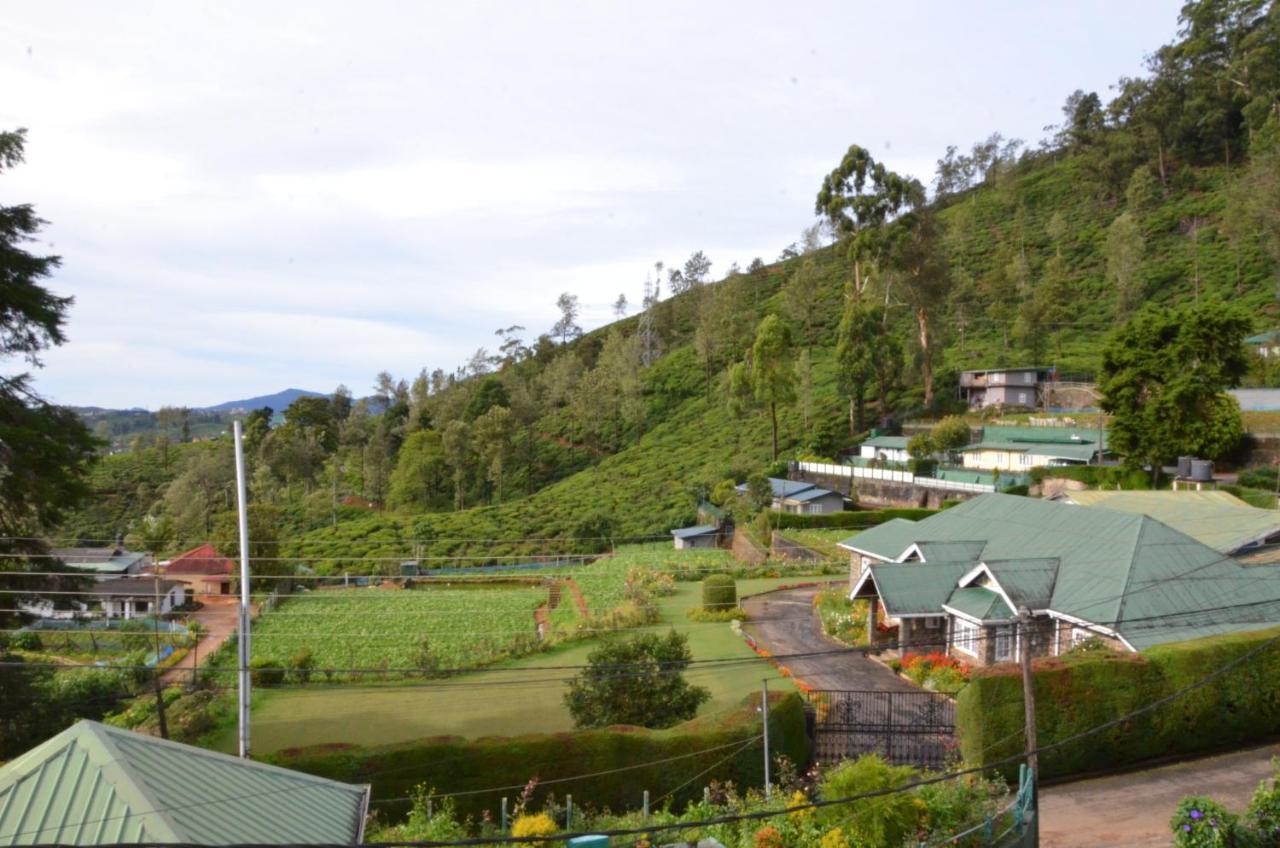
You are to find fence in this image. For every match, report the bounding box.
[795,461,997,494]
[807,689,956,770]
[925,764,1037,847]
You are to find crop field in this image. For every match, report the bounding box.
[249,583,557,675]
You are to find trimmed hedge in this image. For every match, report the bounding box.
[768,508,937,531]
[268,693,810,822]
[958,627,1280,780]
[702,574,738,610]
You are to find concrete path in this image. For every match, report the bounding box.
[160,596,241,687]
[1040,743,1280,847]
[741,585,915,692]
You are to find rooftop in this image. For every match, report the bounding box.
[671,525,718,539]
[0,721,369,845]
[1062,490,1280,555]
[91,578,187,597]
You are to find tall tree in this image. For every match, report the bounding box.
[782,256,822,349]
[0,128,97,624]
[1105,211,1146,314]
[835,299,886,434]
[1100,301,1251,484]
[471,405,515,502]
[750,315,797,461]
[552,292,583,344]
[815,144,925,299]
[441,420,471,511]
[612,293,628,319]
[885,211,950,406]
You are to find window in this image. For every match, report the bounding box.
[923,616,942,629]
[952,618,979,656]
[994,625,1014,662]
[1071,627,1096,647]
[1019,453,1034,467]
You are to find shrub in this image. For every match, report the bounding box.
[511,812,557,848]
[250,658,286,687]
[686,606,747,623]
[10,631,41,651]
[753,825,784,848]
[288,647,315,684]
[1249,771,1280,847]
[564,631,709,729]
[769,508,937,531]
[817,756,923,847]
[1171,795,1243,847]
[702,574,737,611]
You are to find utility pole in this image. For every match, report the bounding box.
[151,573,169,739]
[761,679,772,800]
[233,420,252,759]
[1018,608,1040,842]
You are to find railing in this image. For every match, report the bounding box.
[807,689,956,770]
[794,461,996,494]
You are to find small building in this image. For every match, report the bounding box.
[958,367,1054,410]
[737,478,846,515]
[1246,329,1280,358]
[858,435,911,464]
[0,720,370,845]
[148,542,235,597]
[960,425,1108,472]
[92,578,187,619]
[671,525,720,550]
[49,546,150,580]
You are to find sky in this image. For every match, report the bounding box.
[2,1,1183,409]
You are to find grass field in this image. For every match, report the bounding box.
[780,528,857,559]
[221,576,804,754]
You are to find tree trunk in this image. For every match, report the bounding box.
[916,306,933,408]
[769,401,779,461]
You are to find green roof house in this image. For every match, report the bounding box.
[1246,329,1280,357]
[840,494,1280,667]
[0,721,369,845]
[960,425,1109,473]
[1051,490,1280,554]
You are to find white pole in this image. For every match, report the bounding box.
[233,420,252,759]
[762,679,772,800]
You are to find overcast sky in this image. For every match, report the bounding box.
[3,1,1181,409]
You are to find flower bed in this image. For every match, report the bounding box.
[890,651,970,694]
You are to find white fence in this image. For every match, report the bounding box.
[794,461,995,495]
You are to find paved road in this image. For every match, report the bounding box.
[1041,743,1280,847]
[741,585,915,692]
[160,596,241,687]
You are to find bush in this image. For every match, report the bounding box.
[10,631,42,651]
[768,507,937,531]
[817,756,923,847]
[958,627,1280,781]
[288,647,315,684]
[702,575,738,611]
[510,813,557,848]
[686,606,747,623]
[250,658,286,687]
[564,631,709,729]
[1171,795,1243,847]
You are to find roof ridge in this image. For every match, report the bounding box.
[85,722,185,842]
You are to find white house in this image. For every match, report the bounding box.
[92,578,187,619]
[670,525,721,550]
[858,435,911,464]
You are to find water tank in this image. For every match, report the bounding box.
[1177,456,1193,478]
[1189,460,1215,482]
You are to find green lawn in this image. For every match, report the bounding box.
[222,577,804,754]
[781,528,857,559]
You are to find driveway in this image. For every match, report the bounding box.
[1040,742,1280,847]
[741,585,917,692]
[160,595,242,687]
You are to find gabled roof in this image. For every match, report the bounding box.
[944,586,1015,622]
[92,578,186,597]
[966,559,1059,611]
[671,525,718,539]
[784,486,841,504]
[856,561,971,616]
[0,721,369,845]
[165,543,235,576]
[914,541,988,562]
[50,548,147,575]
[842,493,1280,650]
[1062,490,1280,554]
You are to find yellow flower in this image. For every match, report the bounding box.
[820,826,850,848]
[788,790,814,824]
[511,813,557,848]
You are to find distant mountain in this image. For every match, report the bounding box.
[203,388,326,413]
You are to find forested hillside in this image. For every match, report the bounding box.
[57,0,1280,566]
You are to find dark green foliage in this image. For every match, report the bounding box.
[701,574,737,611]
[767,508,937,530]
[958,626,1280,781]
[1170,795,1243,847]
[269,693,809,824]
[249,658,286,687]
[1100,300,1251,476]
[564,631,709,729]
[0,653,130,758]
[464,377,510,421]
[1028,464,1153,489]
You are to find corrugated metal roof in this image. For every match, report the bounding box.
[980,559,1059,610]
[862,436,910,450]
[1064,490,1280,554]
[671,525,717,539]
[980,425,1110,448]
[784,487,841,504]
[944,587,1014,621]
[915,541,988,562]
[842,494,1280,651]
[870,562,971,615]
[0,722,368,846]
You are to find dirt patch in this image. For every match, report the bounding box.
[563,577,589,617]
[534,580,566,632]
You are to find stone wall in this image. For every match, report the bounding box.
[788,468,981,509]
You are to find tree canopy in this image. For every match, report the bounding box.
[564,631,709,729]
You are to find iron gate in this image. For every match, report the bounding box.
[807,689,956,769]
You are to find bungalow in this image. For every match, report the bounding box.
[958,367,1054,410]
[858,435,911,464]
[92,578,187,619]
[960,425,1108,472]
[839,494,1280,666]
[1247,329,1280,358]
[50,546,150,579]
[0,720,370,845]
[147,542,235,596]
[738,478,846,515]
[1051,490,1280,555]
[671,525,721,550]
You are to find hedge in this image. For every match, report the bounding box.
[702,574,738,610]
[767,507,937,531]
[269,692,810,822]
[957,627,1280,780]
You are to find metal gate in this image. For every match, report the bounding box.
[807,689,955,769]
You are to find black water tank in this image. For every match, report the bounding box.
[1189,460,1215,482]
[1177,456,1193,478]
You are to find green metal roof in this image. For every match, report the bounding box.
[944,587,1015,622]
[1065,490,1280,554]
[838,518,923,559]
[1246,330,1280,345]
[862,435,910,449]
[846,494,1280,651]
[980,559,1059,610]
[914,541,988,562]
[979,425,1110,448]
[0,721,369,845]
[865,562,971,616]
